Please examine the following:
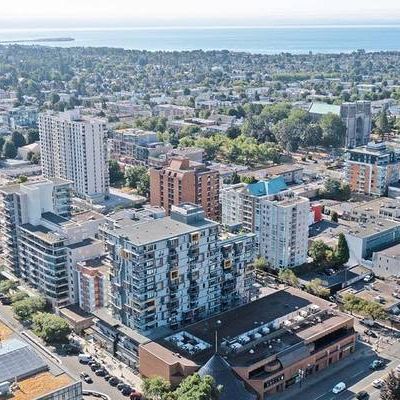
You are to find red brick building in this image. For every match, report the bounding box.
[150,156,220,220]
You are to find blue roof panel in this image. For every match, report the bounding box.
[247,177,288,196]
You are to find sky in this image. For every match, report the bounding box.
[1,0,400,28]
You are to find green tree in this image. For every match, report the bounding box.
[0,280,18,294]
[375,110,390,134]
[12,296,46,320]
[16,175,28,183]
[172,374,220,400]
[254,257,267,271]
[320,178,351,201]
[26,129,40,144]
[381,370,400,400]
[32,312,71,344]
[320,113,346,148]
[278,268,299,287]
[11,131,26,148]
[10,291,29,304]
[109,160,124,186]
[301,123,323,148]
[142,376,171,400]
[125,165,148,189]
[305,278,330,299]
[137,173,150,197]
[309,240,332,263]
[335,233,350,265]
[3,140,17,159]
[331,211,339,223]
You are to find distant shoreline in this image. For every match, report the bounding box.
[0,37,74,44]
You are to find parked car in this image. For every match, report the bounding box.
[78,354,92,364]
[95,368,107,377]
[104,374,111,381]
[364,329,378,338]
[370,359,384,370]
[121,386,133,396]
[372,379,384,389]
[332,382,346,394]
[109,377,120,386]
[364,275,374,282]
[396,364,400,373]
[79,373,93,384]
[356,391,369,400]
[360,319,375,327]
[117,382,127,390]
[90,363,101,371]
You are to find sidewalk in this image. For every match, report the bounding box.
[272,344,375,400]
[81,339,143,391]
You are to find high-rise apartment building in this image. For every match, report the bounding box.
[0,178,72,277]
[18,211,105,308]
[345,142,400,196]
[101,203,256,335]
[39,109,109,203]
[221,177,310,269]
[150,156,220,220]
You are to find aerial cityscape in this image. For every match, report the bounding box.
[1,1,400,400]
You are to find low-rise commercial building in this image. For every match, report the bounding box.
[344,219,400,266]
[139,287,356,399]
[372,243,400,278]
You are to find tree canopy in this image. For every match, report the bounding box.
[142,374,220,400]
[32,312,71,344]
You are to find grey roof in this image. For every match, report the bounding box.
[0,338,48,382]
[198,354,257,400]
[111,216,216,246]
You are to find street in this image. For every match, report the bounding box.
[0,303,134,400]
[273,319,400,400]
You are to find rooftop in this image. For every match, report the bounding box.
[247,177,288,197]
[375,243,400,258]
[106,211,217,246]
[20,223,64,244]
[0,338,48,383]
[345,219,400,238]
[308,102,341,115]
[238,164,303,180]
[152,288,343,367]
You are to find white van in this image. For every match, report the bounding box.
[78,353,92,364]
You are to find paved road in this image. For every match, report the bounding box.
[273,319,400,400]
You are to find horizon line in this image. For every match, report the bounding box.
[1,23,400,33]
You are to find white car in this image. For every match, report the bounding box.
[332,382,346,394]
[372,379,384,389]
[396,364,400,373]
[364,275,373,282]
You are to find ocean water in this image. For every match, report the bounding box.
[0,26,400,54]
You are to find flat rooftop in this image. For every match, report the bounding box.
[107,215,217,246]
[153,288,344,367]
[238,164,303,180]
[346,219,400,238]
[20,223,64,244]
[375,243,400,258]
